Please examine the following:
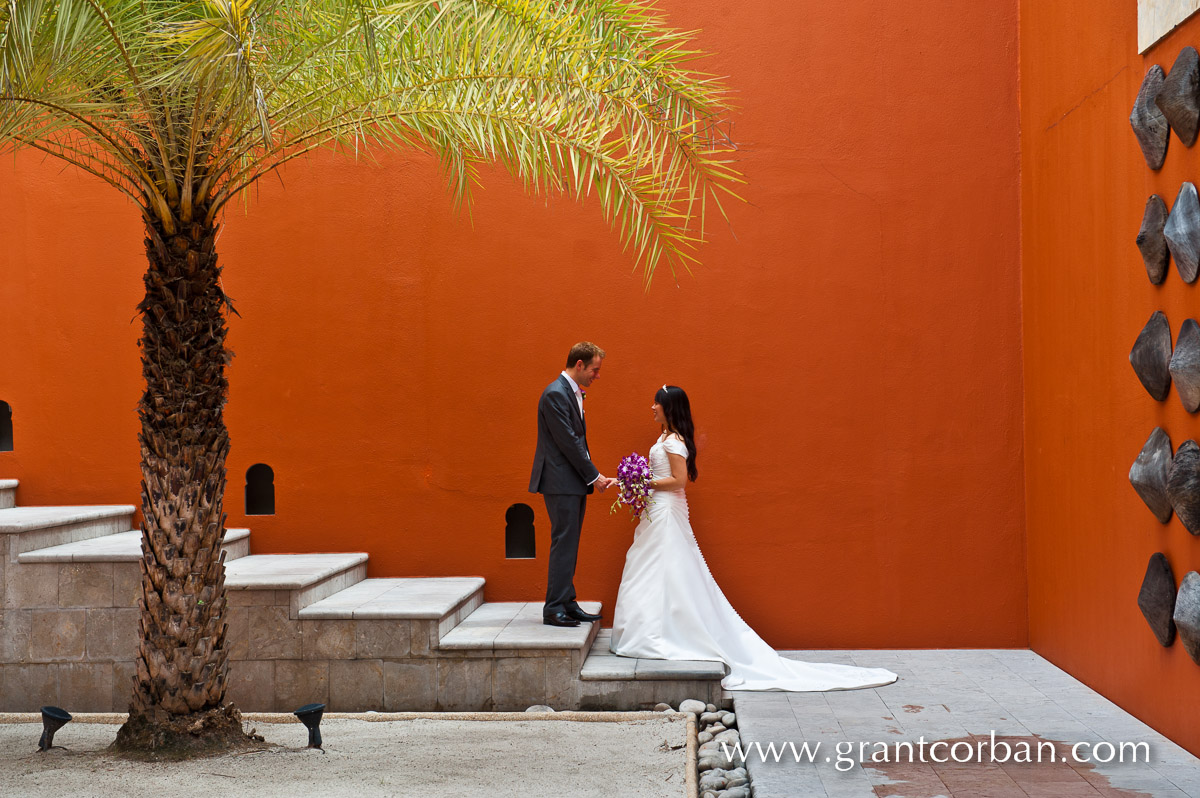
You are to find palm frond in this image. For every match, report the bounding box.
[0,0,742,281]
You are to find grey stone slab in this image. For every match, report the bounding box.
[4,562,60,608]
[816,766,877,798]
[492,601,600,650]
[57,662,114,712]
[492,656,548,711]
[111,660,134,711]
[248,605,301,659]
[226,660,275,712]
[354,619,411,659]
[0,506,135,533]
[329,659,384,711]
[634,657,727,680]
[0,663,57,711]
[0,609,31,662]
[58,562,114,607]
[300,619,356,660]
[436,658,494,711]
[732,650,1200,798]
[436,600,600,651]
[19,528,249,563]
[743,764,828,798]
[298,577,485,620]
[579,653,637,680]
[30,608,86,661]
[111,563,140,607]
[224,553,369,591]
[383,659,437,711]
[275,660,330,710]
[544,655,578,709]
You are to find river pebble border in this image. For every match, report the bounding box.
[670,698,750,798]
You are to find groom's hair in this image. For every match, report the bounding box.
[566,342,605,368]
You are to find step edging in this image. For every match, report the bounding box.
[17,528,251,563]
[223,553,369,591]
[297,577,485,621]
[0,505,137,534]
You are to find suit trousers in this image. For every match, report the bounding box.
[543,493,587,616]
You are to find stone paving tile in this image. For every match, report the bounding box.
[732,650,1200,798]
[0,506,135,532]
[299,577,485,620]
[224,553,369,590]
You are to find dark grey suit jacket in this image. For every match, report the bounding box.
[529,375,600,495]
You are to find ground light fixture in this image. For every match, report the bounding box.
[293,703,326,751]
[37,706,72,752]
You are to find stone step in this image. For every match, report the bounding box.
[18,528,251,564]
[0,479,16,509]
[0,505,137,556]
[577,628,729,710]
[298,577,485,639]
[439,601,601,654]
[224,553,369,618]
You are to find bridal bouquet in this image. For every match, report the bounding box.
[610,452,653,520]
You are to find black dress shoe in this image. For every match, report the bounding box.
[566,607,602,623]
[543,611,581,627]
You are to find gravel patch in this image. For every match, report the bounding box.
[0,713,689,798]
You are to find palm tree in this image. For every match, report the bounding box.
[0,0,738,750]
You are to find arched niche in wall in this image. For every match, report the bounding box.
[0,401,12,452]
[245,464,275,515]
[505,503,535,559]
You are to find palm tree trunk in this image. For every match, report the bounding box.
[115,210,248,752]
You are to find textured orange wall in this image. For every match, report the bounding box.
[0,0,1023,648]
[1021,0,1200,758]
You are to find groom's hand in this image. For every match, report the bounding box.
[595,475,613,493]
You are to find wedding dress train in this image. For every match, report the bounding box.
[609,434,898,691]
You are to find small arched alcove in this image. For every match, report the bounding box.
[0,401,12,452]
[505,503,535,559]
[245,464,275,515]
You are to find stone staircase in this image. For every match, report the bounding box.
[0,480,728,713]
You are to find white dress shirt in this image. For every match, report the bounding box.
[560,370,585,418]
[560,371,598,483]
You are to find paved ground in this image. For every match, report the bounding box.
[4,649,1198,797]
[0,713,687,798]
[733,649,1200,798]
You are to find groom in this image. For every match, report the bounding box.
[530,342,617,627]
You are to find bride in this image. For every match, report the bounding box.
[609,385,898,691]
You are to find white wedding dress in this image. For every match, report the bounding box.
[609,434,898,691]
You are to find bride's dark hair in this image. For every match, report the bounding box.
[655,385,698,481]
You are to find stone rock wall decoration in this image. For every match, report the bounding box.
[1137,194,1171,284]
[1130,427,1174,522]
[1132,65,1170,169]
[1139,552,1177,646]
[1164,182,1200,283]
[1173,571,1200,664]
[1167,439,1200,535]
[1170,318,1200,411]
[1157,46,1200,145]
[1130,310,1173,400]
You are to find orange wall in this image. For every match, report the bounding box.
[1021,0,1200,757]
[0,0,1023,649]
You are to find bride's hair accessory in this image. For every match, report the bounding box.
[662,384,668,391]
